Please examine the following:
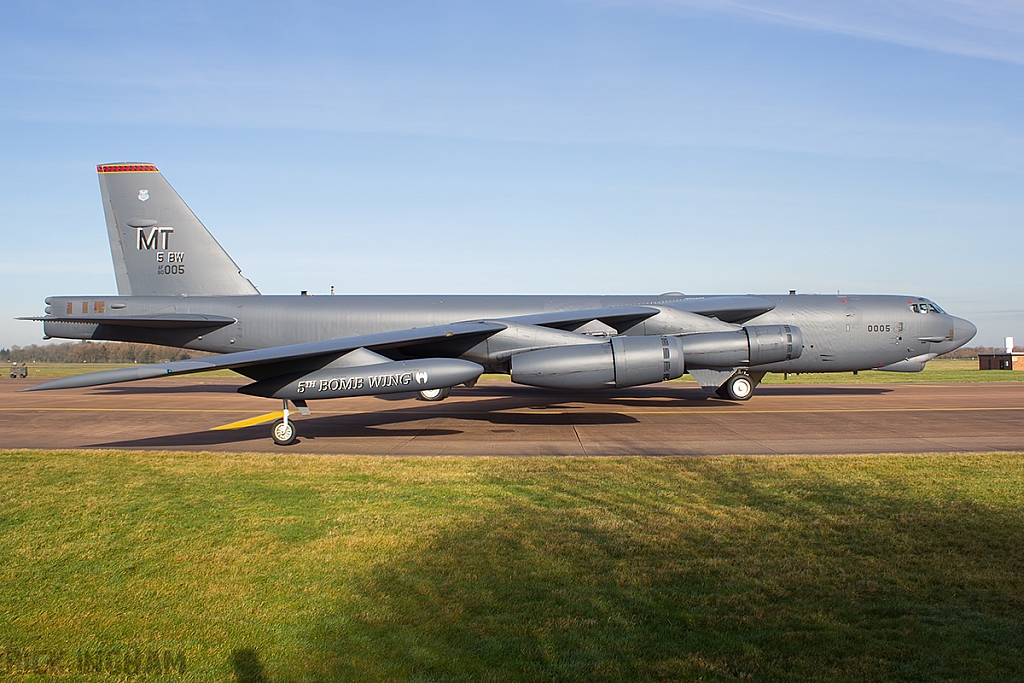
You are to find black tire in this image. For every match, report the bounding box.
[271,418,297,446]
[718,373,755,401]
[418,387,451,402]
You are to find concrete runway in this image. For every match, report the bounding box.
[3,377,1024,456]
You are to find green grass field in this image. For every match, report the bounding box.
[7,358,1024,383]
[1,450,1022,681]
[759,358,1024,384]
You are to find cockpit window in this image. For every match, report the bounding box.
[911,302,944,314]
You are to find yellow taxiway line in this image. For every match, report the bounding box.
[211,412,285,431]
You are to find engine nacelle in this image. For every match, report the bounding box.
[510,335,684,389]
[680,324,802,368]
[239,358,483,400]
[747,324,802,365]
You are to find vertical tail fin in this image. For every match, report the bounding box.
[98,163,259,296]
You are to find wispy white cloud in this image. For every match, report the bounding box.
[640,0,1024,64]
[0,1,1020,179]
[1,37,1018,175]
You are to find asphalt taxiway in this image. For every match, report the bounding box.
[3,377,1024,456]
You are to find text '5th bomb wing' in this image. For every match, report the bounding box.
[23,321,506,398]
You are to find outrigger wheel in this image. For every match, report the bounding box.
[418,387,451,402]
[271,418,297,446]
[716,372,755,401]
[271,400,298,445]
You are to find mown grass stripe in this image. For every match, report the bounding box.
[1,450,1021,681]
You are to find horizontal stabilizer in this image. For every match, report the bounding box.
[18,314,236,329]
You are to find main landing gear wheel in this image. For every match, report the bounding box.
[418,387,451,402]
[271,418,297,446]
[716,373,755,401]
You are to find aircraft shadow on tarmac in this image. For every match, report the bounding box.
[87,380,890,400]
[90,424,468,449]
[746,385,892,397]
[87,391,644,450]
[86,383,890,450]
[479,384,892,400]
[378,382,893,403]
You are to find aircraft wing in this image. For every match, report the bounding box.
[500,305,660,332]
[23,321,507,392]
[22,298,776,393]
[497,297,777,330]
[499,298,778,330]
[662,296,776,323]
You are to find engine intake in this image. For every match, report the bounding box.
[511,335,684,389]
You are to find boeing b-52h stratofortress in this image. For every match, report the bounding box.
[22,163,977,445]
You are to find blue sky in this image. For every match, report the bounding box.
[1,0,1021,347]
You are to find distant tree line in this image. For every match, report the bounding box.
[939,346,1021,359]
[1,342,211,364]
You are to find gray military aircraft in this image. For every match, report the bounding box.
[21,163,977,445]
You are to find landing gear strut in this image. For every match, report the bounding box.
[716,372,755,401]
[271,399,298,445]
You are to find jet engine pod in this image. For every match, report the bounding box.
[239,358,484,400]
[746,324,802,365]
[510,335,684,389]
[680,325,803,368]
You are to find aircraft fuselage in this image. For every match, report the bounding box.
[39,293,976,375]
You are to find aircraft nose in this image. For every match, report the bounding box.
[951,316,977,346]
